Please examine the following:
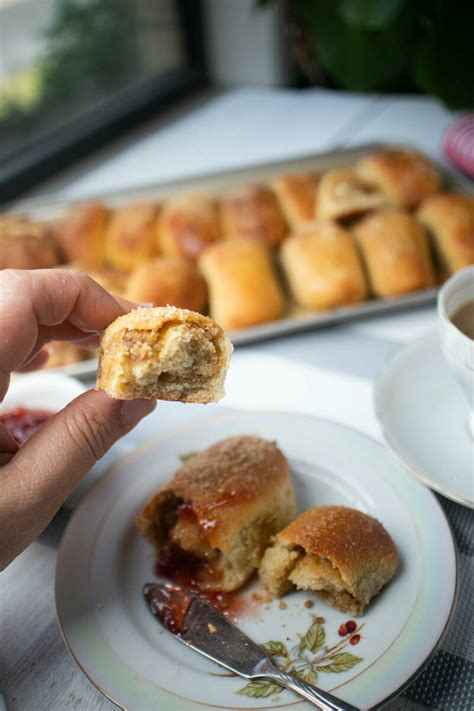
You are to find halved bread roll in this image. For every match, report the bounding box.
[259,505,399,615]
[417,193,474,274]
[126,257,207,312]
[96,306,232,402]
[271,172,319,228]
[220,184,287,246]
[105,202,159,272]
[316,168,388,220]
[55,202,108,268]
[157,193,220,260]
[136,435,296,592]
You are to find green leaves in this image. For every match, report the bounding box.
[318,653,363,673]
[300,617,326,653]
[236,679,282,698]
[292,665,319,685]
[260,640,288,658]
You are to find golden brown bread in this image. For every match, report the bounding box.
[64,264,127,297]
[356,149,441,209]
[271,172,318,228]
[417,193,474,274]
[55,203,108,267]
[157,194,220,260]
[280,221,368,309]
[136,435,296,592]
[316,168,388,221]
[105,202,159,272]
[96,306,232,402]
[220,184,287,246]
[199,238,285,330]
[44,342,89,368]
[259,505,399,615]
[353,210,435,296]
[0,217,59,269]
[126,257,207,311]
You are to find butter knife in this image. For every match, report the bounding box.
[143,583,360,711]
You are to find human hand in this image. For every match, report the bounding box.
[0,269,156,570]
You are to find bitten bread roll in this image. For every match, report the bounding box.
[259,505,399,615]
[97,306,232,402]
[271,172,318,228]
[157,194,220,260]
[220,184,287,246]
[55,202,108,267]
[353,210,435,296]
[126,257,207,312]
[0,217,59,269]
[417,193,474,274]
[136,435,296,592]
[105,202,159,272]
[316,168,388,220]
[281,221,368,309]
[356,149,441,209]
[199,238,285,330]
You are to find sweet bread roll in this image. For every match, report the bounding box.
[55,202,108,267]
[199,238,285,330]
[105,202,159,272]
[271,172,318,228]
[136,435,296,592]
[64,264,126,297]
[417,193,474,274]
[157,194,220,260]
[356,149,441,209]
[0,217,59,269]
[259,505,399,615]
[97,306,232,402]
[126,257,207,312]
[220,185,286,246]
[316,168,388,220]
[280,221,368,309]
[44,342,89,369]
[353,210,435,296]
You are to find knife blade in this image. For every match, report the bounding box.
[143,582,360,711]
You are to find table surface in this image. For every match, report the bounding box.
[1,87,472,711]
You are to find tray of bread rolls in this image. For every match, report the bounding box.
[1,143,472,379]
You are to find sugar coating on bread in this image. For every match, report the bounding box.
[96,306,232,402]
[259,505,399,615]
[136,435,296,592]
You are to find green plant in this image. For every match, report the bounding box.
[259,0,473,109]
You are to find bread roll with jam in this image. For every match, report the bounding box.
[157,194,220,260]
[199,238,285,330]
[97,306,232,402]
[105,202,159,272]
[316,168,388,220]
[259,505,399,615]
[271,172,318,228]
[0,217,59,269]
[220,184,286,247]
[136,435,296,592]
[126,257,207,312]
[353,210,435,296]
[55,202,108,267]
[417,193,474,274]
[356,149,441,210]
[281,221,368,309]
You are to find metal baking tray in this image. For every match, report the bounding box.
[5,143,472,379]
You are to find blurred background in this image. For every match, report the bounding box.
[1,0,473,203]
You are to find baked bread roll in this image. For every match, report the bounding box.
[136,435,296,592]
[0,217,59,269]
[126,257,207,312]
[157,194,220,260]
[64,264,126,297]
[96,306,232,402]
[417,193,474,274]
[105,202,159,272]
[353,210,435,296]
[220,185,286,246]
[316,168,388,220]
[356,149,441,209]
[55,203,108,267]
[271,172,318,228]
[280,221,368,309]
[44,342,89,369]
[199,238,285,330]
[259,505,399,615]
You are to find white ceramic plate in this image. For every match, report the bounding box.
[375,332,474,508]
[55,411,457,710]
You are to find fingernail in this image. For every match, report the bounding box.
[121,399,156,426]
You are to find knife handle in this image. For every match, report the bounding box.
[265,667,360,711]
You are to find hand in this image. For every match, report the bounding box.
[0,269,156,570]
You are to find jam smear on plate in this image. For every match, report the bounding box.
[0,407,53,445]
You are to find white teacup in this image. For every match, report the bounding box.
[438,265,474,437]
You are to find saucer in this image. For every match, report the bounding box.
[375,331,473,508]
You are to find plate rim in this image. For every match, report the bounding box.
[374,331,474,509]
[55,409,459,711]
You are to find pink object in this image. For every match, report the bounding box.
[443,115,474,180]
